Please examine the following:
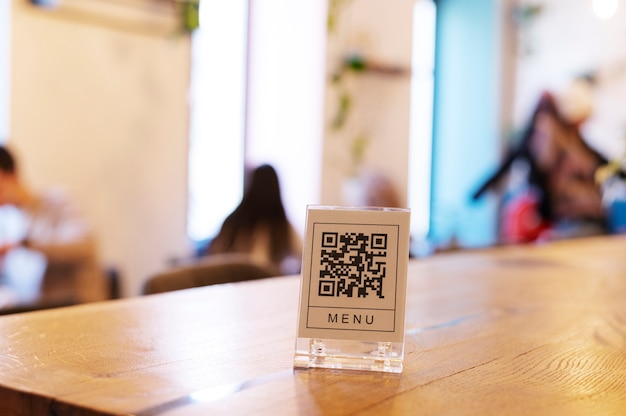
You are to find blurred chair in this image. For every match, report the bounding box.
[106,266,122,299]
[0,264,122,316]
[142,253,279,295]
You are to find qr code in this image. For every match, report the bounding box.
[317,232,387,299]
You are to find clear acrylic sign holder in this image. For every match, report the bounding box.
[294,205,410,373]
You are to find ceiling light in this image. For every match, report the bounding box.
[592,0,618,19]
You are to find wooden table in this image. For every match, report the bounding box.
[1,235,626,415]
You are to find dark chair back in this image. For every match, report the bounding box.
[142,253,278,295]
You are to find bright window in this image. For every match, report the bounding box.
[187,0,249,242]
[409,0,437,240]
[188,0,325,242]
[0,0,9,140]
[244,0,325,233]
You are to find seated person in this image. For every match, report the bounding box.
[473,78,608,243]
[0,145,108,304]
[205,164,302,275]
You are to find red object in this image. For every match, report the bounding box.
[501,191,551,243]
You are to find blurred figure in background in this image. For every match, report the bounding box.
[473,77,608,243]
[205,164,302,275]
[0,145,108,304]
[360,170,403,208]
[342,169,403,208]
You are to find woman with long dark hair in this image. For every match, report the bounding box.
[206,164,302,275]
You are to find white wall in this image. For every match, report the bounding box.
[513,0,626,159]
[10,1,191,296]
[321,0,415,208]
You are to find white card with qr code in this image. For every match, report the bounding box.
[297,206,410,343]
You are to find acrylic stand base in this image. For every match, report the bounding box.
[294,337,404,373]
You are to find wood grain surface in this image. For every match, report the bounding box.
[1,235,626,415]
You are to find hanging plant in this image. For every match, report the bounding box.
[327,0,354,33]
[180,0,200,34]
[512,3,544,26]
[512,3,544,56]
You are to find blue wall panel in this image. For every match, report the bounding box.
[430,0,500,248]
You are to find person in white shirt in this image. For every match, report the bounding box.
[0,145,108,304]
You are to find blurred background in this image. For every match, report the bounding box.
[1,0,624,297]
